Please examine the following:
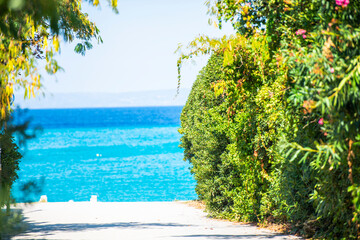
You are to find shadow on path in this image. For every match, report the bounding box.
[15,221,191,238]
[27,221,189,232]
[15,220,292,240]
[173,234,289,239]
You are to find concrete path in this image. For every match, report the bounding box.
[11,202,301,240]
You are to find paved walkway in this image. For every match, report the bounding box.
[11,202,301,240]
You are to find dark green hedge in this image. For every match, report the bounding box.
[180,31,359,238]
[0,132,22,208]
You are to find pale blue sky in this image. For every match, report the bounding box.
[42,0,234,94]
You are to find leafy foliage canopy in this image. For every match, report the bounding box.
[179,0,360,238]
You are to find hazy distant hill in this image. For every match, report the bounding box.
[14,89,190,109]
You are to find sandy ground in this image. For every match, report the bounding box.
[10,202,301,240]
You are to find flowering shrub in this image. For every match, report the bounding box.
[180,0,360,238]
[180,36,292,221]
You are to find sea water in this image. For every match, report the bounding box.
[11,106,197,202]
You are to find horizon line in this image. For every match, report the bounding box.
[14,105,185,111]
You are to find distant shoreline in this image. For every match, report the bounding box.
[14,105,185,111]
[14,89,191,109]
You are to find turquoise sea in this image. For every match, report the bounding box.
[12,107,197,202]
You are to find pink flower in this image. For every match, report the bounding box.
[302,34,307,39]
[296,29,306,35]
[330,67,335,73]
[336,0,349,7]
[318,118,324,125]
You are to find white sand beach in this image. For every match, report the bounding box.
[10,201,301,240]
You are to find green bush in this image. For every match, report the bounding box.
[180,36,306,222]
[0,132,22,209]
[179,1,360,237]
[180,54,231,215]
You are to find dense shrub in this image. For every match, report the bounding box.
[180,35,303,222]
[180,54,229,213]
[179,0,360,238]
[0,132,22,210]
[0,111,32,210]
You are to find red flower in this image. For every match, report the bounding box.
[296,29,306,35]
[318,118,324,125]
[336,0,349,7]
